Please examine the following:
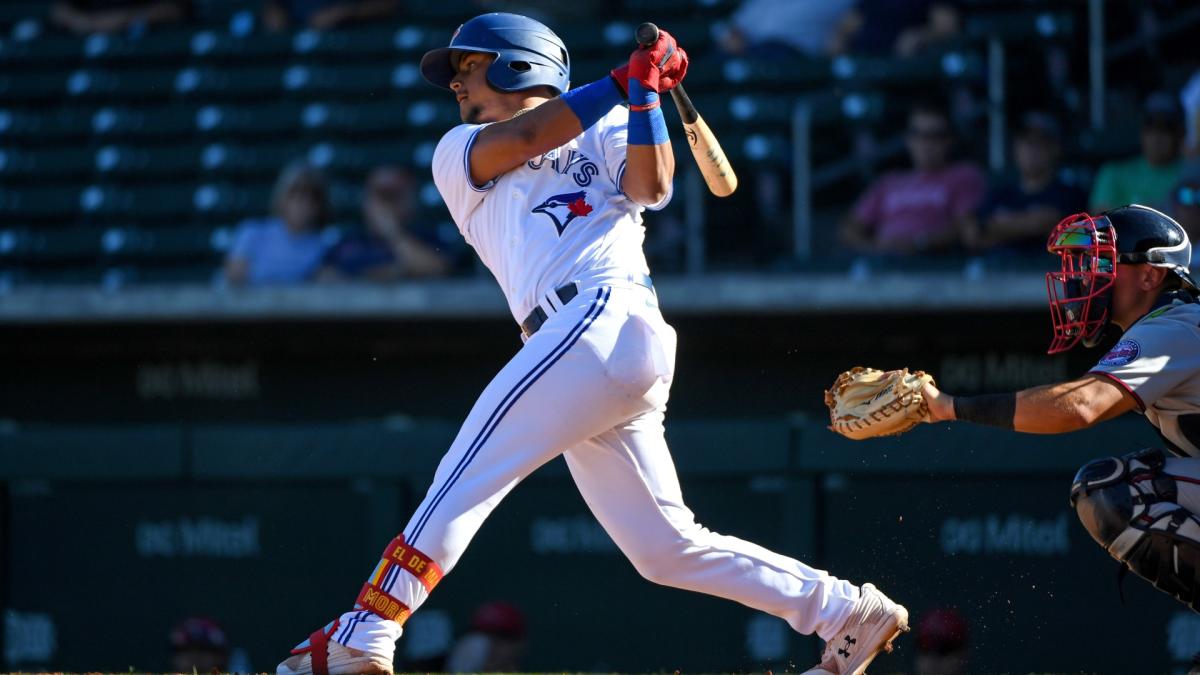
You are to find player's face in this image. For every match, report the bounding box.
[1109,263,1170,329]
[449,52,511,124]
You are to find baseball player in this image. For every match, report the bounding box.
[919,205,1200,616]
[277,13,907,675]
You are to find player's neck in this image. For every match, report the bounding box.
[510,95,551,117]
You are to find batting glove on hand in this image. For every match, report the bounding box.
[609,63,630,99]
[628,28,689,93]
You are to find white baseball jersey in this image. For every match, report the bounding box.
[431,106,668,323]
[1091,299,1200,456]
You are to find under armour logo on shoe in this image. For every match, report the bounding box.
[837,635,857,657]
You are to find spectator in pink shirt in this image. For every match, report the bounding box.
[840,101,986,256]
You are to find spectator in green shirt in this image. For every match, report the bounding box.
[1089,91,1186,212]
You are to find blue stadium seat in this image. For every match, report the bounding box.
[0,146,93,179]
[90,105,196,139]
[194,103,308,137]
[0,34,80,64]
[187,29,293,61]
[78,29,193,63]
[65,67,177,101]
[174,65,288,100]
[0,106,94,142]
[196,141,305,176]
[305,140,429,173]
[0,69,71,101]
[0,226,101,263]
[100,225,218,262]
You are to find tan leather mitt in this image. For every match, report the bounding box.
[824,367,935,440]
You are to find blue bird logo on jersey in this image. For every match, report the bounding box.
[532,190,593,235]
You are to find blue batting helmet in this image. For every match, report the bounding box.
[419,13,570,95]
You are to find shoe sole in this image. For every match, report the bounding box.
[844,604,910,675]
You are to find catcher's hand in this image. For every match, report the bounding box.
[824,367,936,440]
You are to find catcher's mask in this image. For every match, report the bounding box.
[1045,212,1117,354]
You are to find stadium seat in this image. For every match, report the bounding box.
[289,24,403,58]
[0,69,71,101]
[0,226,101,263]
[174,64,287,100]
[75,183,199,220]
[298,100,452,135]
[193,103,307,137]
[718,57,830,91]
[93,144,199,177]
[0,186,88,219]
[100,225,218,262]
[0,2,45,28]
[65,67,177,101]
[0,146,94,179]
[79,29,193,63]
[90,105,196,139]
[197,141,306,177]
[305,140,428,173]
[964,10,1075,41]
[191,182,272,219]
[187,29,292,61]
[0,106,94,142]
[275,64,396,97]
[829,50,983,87]
[0,34,80,64]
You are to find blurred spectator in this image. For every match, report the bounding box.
[1168,162,1200,266]
[1182,69,1200,156]
[445,601,527,673]
[840,100,985,255]
[913,607,968,675]
[714,0,855,59]
[963,112,1086,254]
[169,616,228,672]
[262,0,396,32]
[319,166,450,282]
[50,0,189,35]
[837,0,962,57]
[223,162,333,287]
[1089,90,1186,211]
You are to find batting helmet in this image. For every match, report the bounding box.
[1046,204,1197,353]
[420,13,570,95]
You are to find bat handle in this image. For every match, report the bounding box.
[635,22,658,48]
[669,85,698,124]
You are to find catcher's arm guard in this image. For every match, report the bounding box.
[824,367,935,440]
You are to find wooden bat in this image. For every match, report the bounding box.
[635,22,737,197]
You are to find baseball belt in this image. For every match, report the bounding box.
[520,274,654,338]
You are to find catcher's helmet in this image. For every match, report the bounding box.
[420,13,570,95]
[1046,204,1197,353]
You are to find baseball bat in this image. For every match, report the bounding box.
[635,22,738,197]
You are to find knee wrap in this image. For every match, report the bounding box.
[1071,448,1200,610]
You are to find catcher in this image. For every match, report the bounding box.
[829,205,1200,615]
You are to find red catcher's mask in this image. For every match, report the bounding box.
[1045,212,1117,354]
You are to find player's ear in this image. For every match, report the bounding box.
[1146,265,1171,291]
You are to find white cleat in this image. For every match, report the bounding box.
[801,583,909,675]
[276,639,393,675]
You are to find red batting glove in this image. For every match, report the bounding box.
[628,28,688,93]
[609,62,629,99]
[657,44,688,92]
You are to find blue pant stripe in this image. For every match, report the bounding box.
[407,287,610,545]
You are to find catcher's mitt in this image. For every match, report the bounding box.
[824,367,935,440]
